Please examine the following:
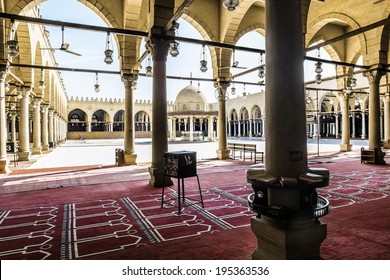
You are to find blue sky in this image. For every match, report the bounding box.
[38,0,335,103]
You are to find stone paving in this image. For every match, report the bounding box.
[5,138,369,170]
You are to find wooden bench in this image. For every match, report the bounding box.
[227,142,264,163]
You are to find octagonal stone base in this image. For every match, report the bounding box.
[31,147,42,155]
[148,167,173,188]
[0,159,10,174]
[383,139,390,149]
[216,148,230,160]
[18,151,31,161]
[124,153,137,165]
[251,216,327,260]
[340,143,353,152]
[42,144,50,152]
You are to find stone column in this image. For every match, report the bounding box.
[172,117,177,141]
[383,93,390,148]
[364,70,384,157]
[147,38,172,187]
[208,116,214,141]
[32,98,42,155]
[57,116,60,142]
[351,112,356,138]
[53,113,57,143]
[316,122,320,138]
[189,115,194,141]
[331,123,335,136]
[250,0,327,260]
[261,118,266,138]
[177,118,181,132]
[41,105,49,151]
[184,118,188,132]
[18,89,31,161]
[265,0,307,177]
[0,67,10,173]
[228,120,231,136]
[86,122,91,132]
[167,118,172,139]
[361,110,366,139]
[48,109,54,146]
[335,114,340,138]
[215,81,230,159]
[122,72,138,165]
[380,112,384,140]
[340,94,352,151]
[10,112,17,143]
[381,113,384,140]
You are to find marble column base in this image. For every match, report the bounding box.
[124,153,137,165]
[0,159,10,174]
[31,147,42,155]
[340,143,352,152]
[18,151,31,161]
[148,167,173,188]
[377,150,386,164]
[42,144,50,152]
[216,148,230,160]
[251,216,327,260]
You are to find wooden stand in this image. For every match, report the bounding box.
[161,151,204,214]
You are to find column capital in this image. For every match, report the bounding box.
[22,88,31,99]
[41,104,49,112]
[0,64,9,81]
[121,70,138,82]
[32,98,41,108]
[121,71,138,89]
[214,78,231,89]
[146,38,170,61]
[48,108,55,115]
[338,91,350,100]
[214,79,230,101]
[363,67,386,84]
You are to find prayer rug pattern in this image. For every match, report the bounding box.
[318,170,390,208]
[0,185,253,260]
[1,171,389,260]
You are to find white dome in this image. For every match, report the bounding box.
[175,84,206,112]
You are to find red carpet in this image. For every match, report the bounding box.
[0,158,389,260]
[0,184,253,259]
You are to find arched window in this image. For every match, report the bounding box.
[183,104,187,110]
[71,114,80,122]
[68,109,87,132]
[196,104,200,110]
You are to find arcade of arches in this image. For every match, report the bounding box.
[0,0,389,260]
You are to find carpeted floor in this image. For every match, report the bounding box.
[0,156,389,260]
